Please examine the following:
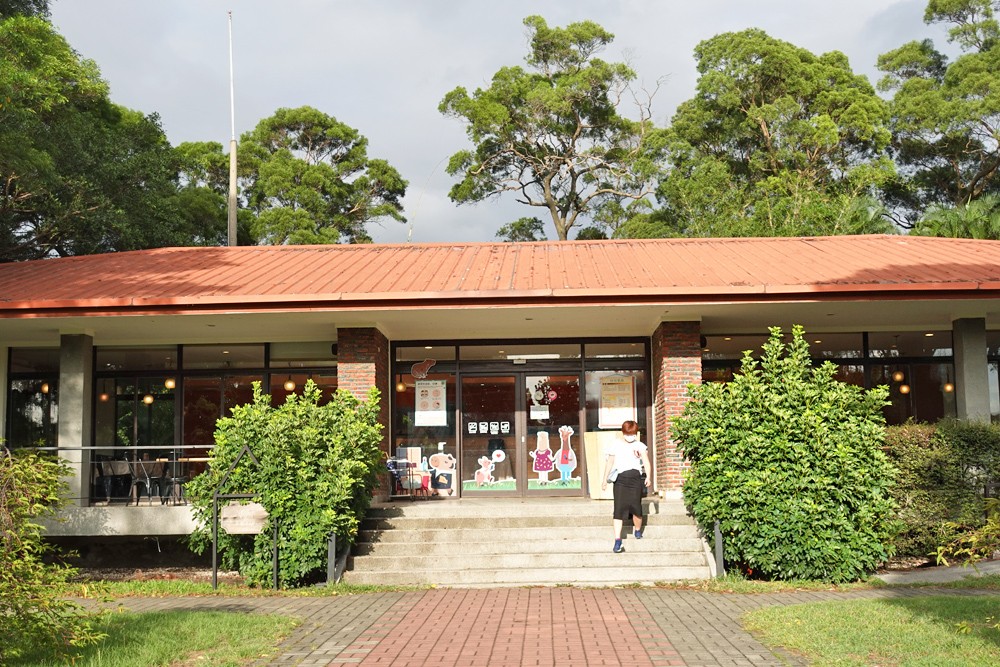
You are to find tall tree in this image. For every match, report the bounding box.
[174,141,244,246]
[912,193,1000,238]
[496,216,546,242]
[239,106,407,245]
[638,29,895,239]
[878,0,1000,224]
[440,15,667,241]
[0,0,48,19]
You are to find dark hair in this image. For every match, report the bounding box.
[621,420,639,436]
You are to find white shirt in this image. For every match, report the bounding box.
[606,438,647,473]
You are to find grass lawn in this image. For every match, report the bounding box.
[9,610,298,667]
[744,595,1000,666]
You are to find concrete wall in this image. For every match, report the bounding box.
[41,505,197,536]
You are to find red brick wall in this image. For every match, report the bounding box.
[651,322,701,491]
[337,328,390,457]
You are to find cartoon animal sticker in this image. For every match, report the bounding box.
[529,431,554,484]
[555,425,578,484]
[428,451,456,496]
[474,455,494,486]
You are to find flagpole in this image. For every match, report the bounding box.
[227,10,238,247]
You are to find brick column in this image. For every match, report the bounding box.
[337,328,391,456]
[651,322,701,495]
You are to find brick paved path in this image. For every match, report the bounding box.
[108,587,997,666]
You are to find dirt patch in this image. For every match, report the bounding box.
[72,567,244,585]
[876,556,936,573]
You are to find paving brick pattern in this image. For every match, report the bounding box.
[105,587,999,666]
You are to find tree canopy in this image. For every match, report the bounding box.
[878,0,1000,224]
[0,15,219,261]
[239,106,407,245]
[632,29,896,239]
[440,15,667,241]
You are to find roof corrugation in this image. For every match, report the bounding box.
[2,235,1000,314]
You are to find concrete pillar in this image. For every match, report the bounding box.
[337,327,390,455]
[952,318,991,423]
[651,321,702,496]
[58,334,94,507]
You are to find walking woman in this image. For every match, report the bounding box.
[601,420,652,553]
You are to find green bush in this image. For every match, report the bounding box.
[934,418,1000,498]
[186,381,384,588]
[883,423,983,557]
[673,325,898,582]
[0,448,103,662]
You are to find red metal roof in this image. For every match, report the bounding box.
[1,235,999,317]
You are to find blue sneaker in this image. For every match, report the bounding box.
[634,529,643,539]
[613,539,625,553]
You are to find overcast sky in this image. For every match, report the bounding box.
[50,0,945,244]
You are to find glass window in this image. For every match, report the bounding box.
[584,342,645,359]
[269,342,337,368]
[868,332,953,358]
[701,335,769,360]
[9,348,59,373]
[396,345,456,362]
[393,371,457,495]
[806,333,864,359]
[459,343,582,361]
[6,378,57,448]
[96,346,178,372]
[871,363,955,424]
[832,363,866,387]
[182,344,264,369]
[702,366,735,383]
[269,372,337,407]
[989,332,1000,358]
[93,377,176,454]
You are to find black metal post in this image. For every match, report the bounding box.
[327,531,337,584]
[272,520,279,590]
[714,520,725,577]
[211,495,218,590]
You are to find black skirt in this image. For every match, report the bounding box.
[612,469,643,520]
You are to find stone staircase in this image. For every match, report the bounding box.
[343,496,713,587]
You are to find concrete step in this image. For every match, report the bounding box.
[348,550,706,572]
[356,525,703,544]
[366,498,686,518]
[344,564,712,587]
[361,511,697,531]
[353,536,706,556]
[343,497,712,587]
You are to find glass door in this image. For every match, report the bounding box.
[460,375,519,495]
[459,372,584,497]
[524,374,582,496]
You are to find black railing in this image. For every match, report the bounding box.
[8,444,213,506]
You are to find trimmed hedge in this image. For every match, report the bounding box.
[884,419,1000,558]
